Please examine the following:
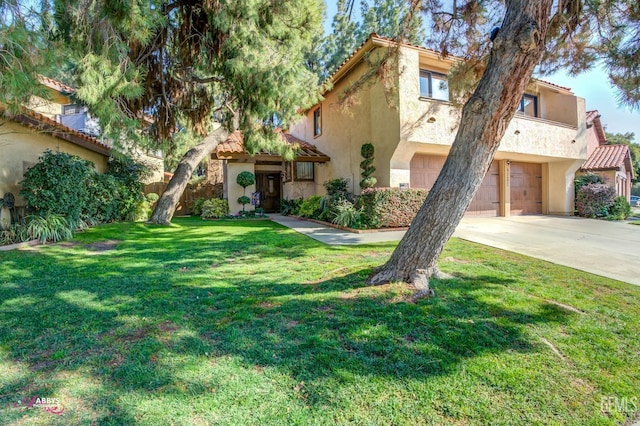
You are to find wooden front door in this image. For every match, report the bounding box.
[255,173,281,213]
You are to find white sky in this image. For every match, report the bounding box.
[322,1,640,141]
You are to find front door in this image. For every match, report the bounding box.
[256,173,281,213]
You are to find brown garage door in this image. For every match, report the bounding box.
[410,154,500,217]
[510,162,542,215]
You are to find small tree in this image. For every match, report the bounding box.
[359,143,377,190]
[236,171,255,212]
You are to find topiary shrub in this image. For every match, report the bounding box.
[576,183,616,218]
[236,171,255,212]
[237,195,251,211]
[359,143,377,190]
[236,171,256,189]
[201,199,230,219]
[357,187,428,228]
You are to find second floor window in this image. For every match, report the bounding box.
[419,70,449,101]
[517,94,538,117]
[313,107,322,137]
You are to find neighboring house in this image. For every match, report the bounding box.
[287,34,588,217]
[215,131,329,212]
[579,110,634,201]
[0,106,111,226]
[28,76,164,183]
[1,76,164,226]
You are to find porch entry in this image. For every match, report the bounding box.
[255,172,281,213]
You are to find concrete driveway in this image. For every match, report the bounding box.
[454,216,640,286]
[271,214,640,286]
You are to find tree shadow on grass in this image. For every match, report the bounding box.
[0,269,575,423]
[0,219,579,423]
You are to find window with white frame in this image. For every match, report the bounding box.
[419,70,449,101]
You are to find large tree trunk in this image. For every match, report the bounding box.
[370,0,553,290]
[149,125,229,225]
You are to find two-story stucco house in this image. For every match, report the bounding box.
[286,34,588,217]
[215,34,587,216]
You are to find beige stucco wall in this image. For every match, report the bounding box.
[291,43,587,217]
[225,162,256,213]
[289,48,400,195]
[0,121,109,225]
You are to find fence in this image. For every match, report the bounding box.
[144,182,223,215]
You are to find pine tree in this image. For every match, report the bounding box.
[49,0,324,224]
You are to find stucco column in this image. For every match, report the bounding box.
[499,160,510,217]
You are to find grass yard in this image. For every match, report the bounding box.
[0,217,639,425]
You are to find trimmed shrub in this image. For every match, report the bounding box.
[237,195,251,211]
[20,151,147,224]
[358,187,428,228]
[359,143,377,190]
[576,183,616,218]
[608,196,631,220]
[281,198,303,216]
[201,199,229,219]
[322,178,354,222]
[21,150,94,223]
[236,171,256,189]
[192,198,206,216]
[145,193,159,204]
[575,173,605,193]
[298,195,324,218]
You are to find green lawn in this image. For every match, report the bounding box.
[1,217,639,425]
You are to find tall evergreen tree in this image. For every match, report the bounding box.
[0,1,57,117]
[356,0,425,44]
[50,0,324,224]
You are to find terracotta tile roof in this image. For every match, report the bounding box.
[2,106,111,156]
[216,131,329,162]
[582,144,630,171]
[38,75,76,94]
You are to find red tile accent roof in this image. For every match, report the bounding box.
[216,131,329,162]
[38,75,76,94]
[2,106,111,156]
[582,144,630,171]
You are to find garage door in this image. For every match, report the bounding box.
[410,154,500,217]
[510,162,542,215]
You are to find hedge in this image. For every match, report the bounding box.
[358,187,428,228]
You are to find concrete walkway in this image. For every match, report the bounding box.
[270,214,640,286]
